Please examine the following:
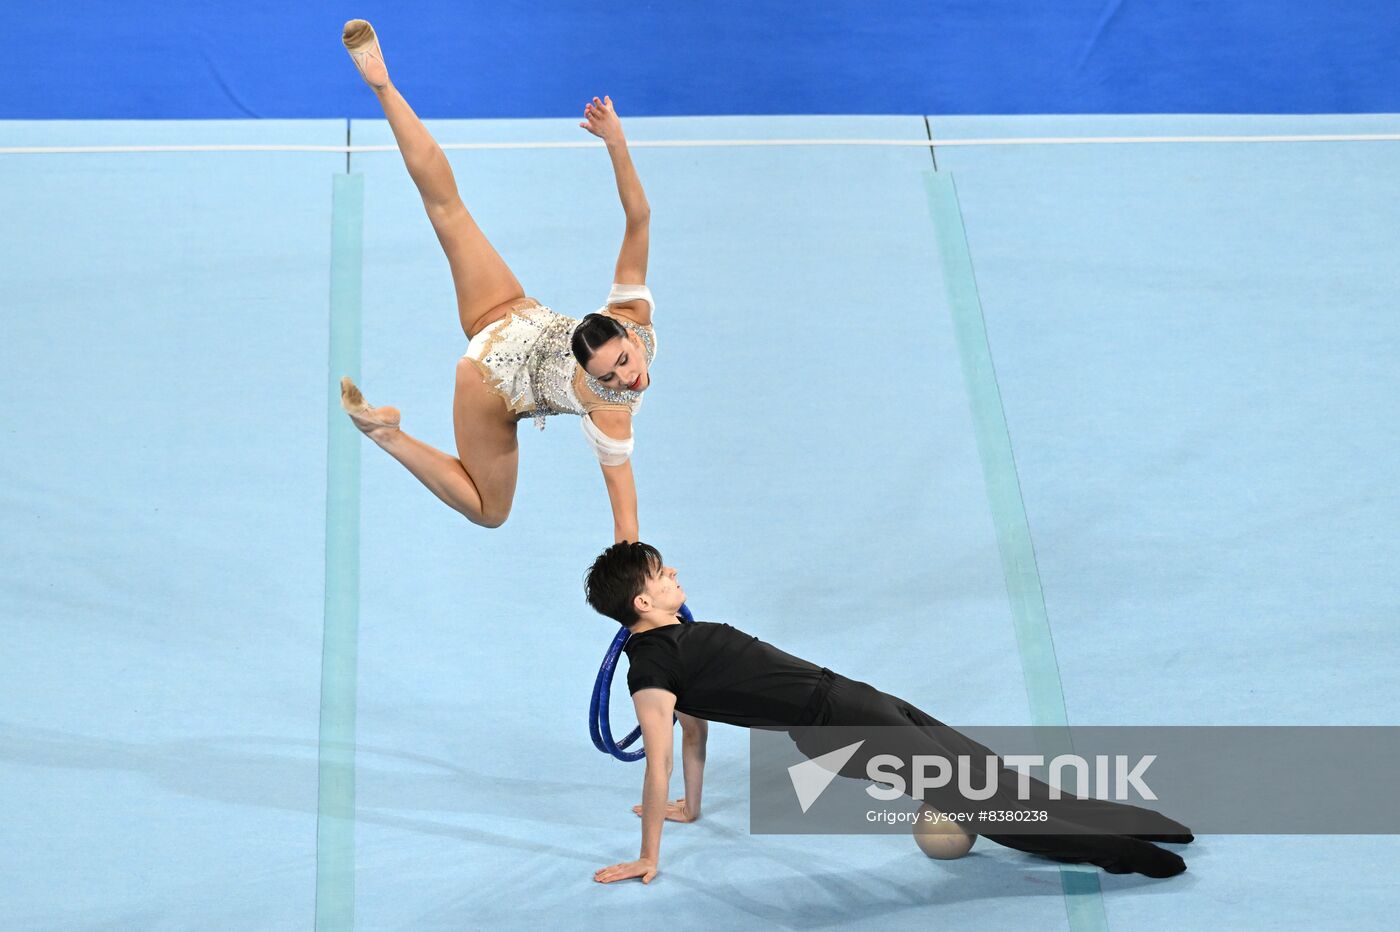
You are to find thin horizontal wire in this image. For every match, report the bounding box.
[2,133,1399,155]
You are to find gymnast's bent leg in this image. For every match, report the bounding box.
[339,20,523,527]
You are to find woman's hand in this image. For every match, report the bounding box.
[594,857,658,884]
[580,95,625,144]
[631,797,697,823]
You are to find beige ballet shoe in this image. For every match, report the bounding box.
[340,376,401,437]
[342,19,389,89]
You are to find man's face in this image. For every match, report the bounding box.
[637,562,685,615]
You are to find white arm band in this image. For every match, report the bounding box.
[605,283,655,316]
[582,413,635,466]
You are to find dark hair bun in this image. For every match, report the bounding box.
[571,313,629,366]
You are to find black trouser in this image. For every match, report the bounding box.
[789,673,1191,877]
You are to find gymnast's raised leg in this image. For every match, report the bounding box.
[339,20,524,527]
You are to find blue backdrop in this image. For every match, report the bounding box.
[12,0,1399,119]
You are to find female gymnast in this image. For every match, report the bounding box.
[338,20,657,542]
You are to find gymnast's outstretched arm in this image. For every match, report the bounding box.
[591,408,640,543]
[594,687,676,885]
[580,95,651,323]
[676,712,708,821]
[629,712,706,824]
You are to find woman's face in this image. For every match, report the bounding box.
[584,331,650,392]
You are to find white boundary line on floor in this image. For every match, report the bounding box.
[3,133,1400,155]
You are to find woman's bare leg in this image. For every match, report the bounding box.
[449,360,521,522]
[345,20,525,337]
[341,376,517,527]
[340,22,523,526]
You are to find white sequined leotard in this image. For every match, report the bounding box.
[463,284,656,464]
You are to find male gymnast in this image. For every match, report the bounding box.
[584,541,1193,885]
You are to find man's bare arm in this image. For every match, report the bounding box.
[594,688,676,884]
[634,712,707,823]
[677,712,707,820]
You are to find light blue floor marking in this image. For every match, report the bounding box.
[925,171,1110,932]
[316,171,364,932]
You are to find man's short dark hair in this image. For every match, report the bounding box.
[585,541,663,626]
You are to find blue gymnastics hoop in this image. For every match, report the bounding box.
[590,603,694,762]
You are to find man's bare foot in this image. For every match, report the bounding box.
[340,376,400,441]
[342,19,389,89]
